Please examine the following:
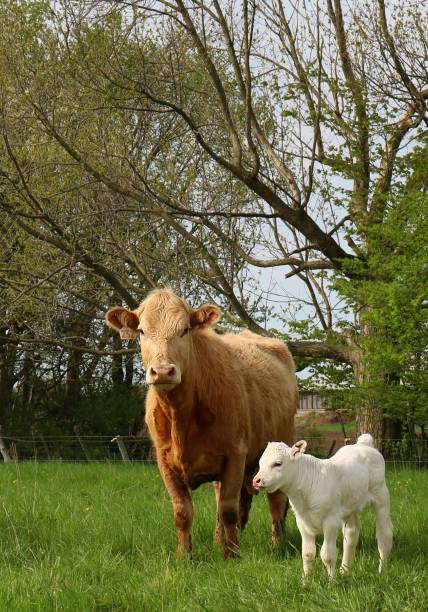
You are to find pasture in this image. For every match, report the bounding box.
[0,463,426,612]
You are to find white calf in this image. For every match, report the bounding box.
[253,434,393,579]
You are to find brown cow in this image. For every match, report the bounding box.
[106,289,298,558]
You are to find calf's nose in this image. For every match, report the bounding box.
[252,475,263,490]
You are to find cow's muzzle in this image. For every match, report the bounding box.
[146,363,181,387]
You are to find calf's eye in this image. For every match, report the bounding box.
[180,328,190,337]
[274,461,282,467]
[139,329,144,336]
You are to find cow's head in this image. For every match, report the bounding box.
[105,289,221,391]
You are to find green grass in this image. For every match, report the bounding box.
[0,463,426,611]
[314,421,357,433]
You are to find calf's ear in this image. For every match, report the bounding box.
[190,304,221,329]
[290,440,307,458]
[105,307,140,340]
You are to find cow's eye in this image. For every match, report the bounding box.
[180,328,190,337]
[274,461,282,467]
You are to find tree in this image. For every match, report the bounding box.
[1,0,427,441]
[0,0,256,432]
[341,135,428,438]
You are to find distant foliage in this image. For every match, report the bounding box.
[4,384,145,438]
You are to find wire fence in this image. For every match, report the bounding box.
[0,433,427,467]
[0,434,154,463]
[300,435,428,468]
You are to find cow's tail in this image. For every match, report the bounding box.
[357,433,375,447]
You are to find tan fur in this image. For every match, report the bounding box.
[106,289,298,558]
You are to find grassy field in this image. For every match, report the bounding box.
[0,463,426,611]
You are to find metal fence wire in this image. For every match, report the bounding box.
[0,434,427,467]
[0,434,154,463]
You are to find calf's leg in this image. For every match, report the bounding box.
[158,453,193,554]
[296,516,316,577]
[372,484,393,572]
[321,521,338,580]
[341,513,360,573]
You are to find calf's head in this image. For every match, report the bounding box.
[105,289,220,391]
[252,440,307,493]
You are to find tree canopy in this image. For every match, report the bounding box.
[0,0,427,440]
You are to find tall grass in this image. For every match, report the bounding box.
[0,463,426,611]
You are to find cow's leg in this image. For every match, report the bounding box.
[213,481,224,546]
[340,513,360,574]
[239,483,253,531]
[219,455,246,559]
[214,480,252,546]
[158,454,193,555]
[267,490,289,547]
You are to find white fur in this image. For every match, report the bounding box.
[253,434,393,579]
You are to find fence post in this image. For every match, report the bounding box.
[73,425,91,461]
[326,439,336,458]
[111,436,130,462]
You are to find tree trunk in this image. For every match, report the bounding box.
[63,309,96,423]
[0,333,17,425]
[21,351,34,409]
[64,345,84,422]
[111,334,124,384]
[355,404,385,444]
[350,341,403,455]
[349,342,386,448]
[124,344,134,386]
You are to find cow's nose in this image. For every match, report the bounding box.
[150,365,175,380]
[148,364,178,383]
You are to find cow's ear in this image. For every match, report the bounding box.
[190,304,221,329]
[290,440,307,458]
[105,307,140,340]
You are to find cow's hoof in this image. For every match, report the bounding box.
[223,545,240,560]
[213,529,224,547]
